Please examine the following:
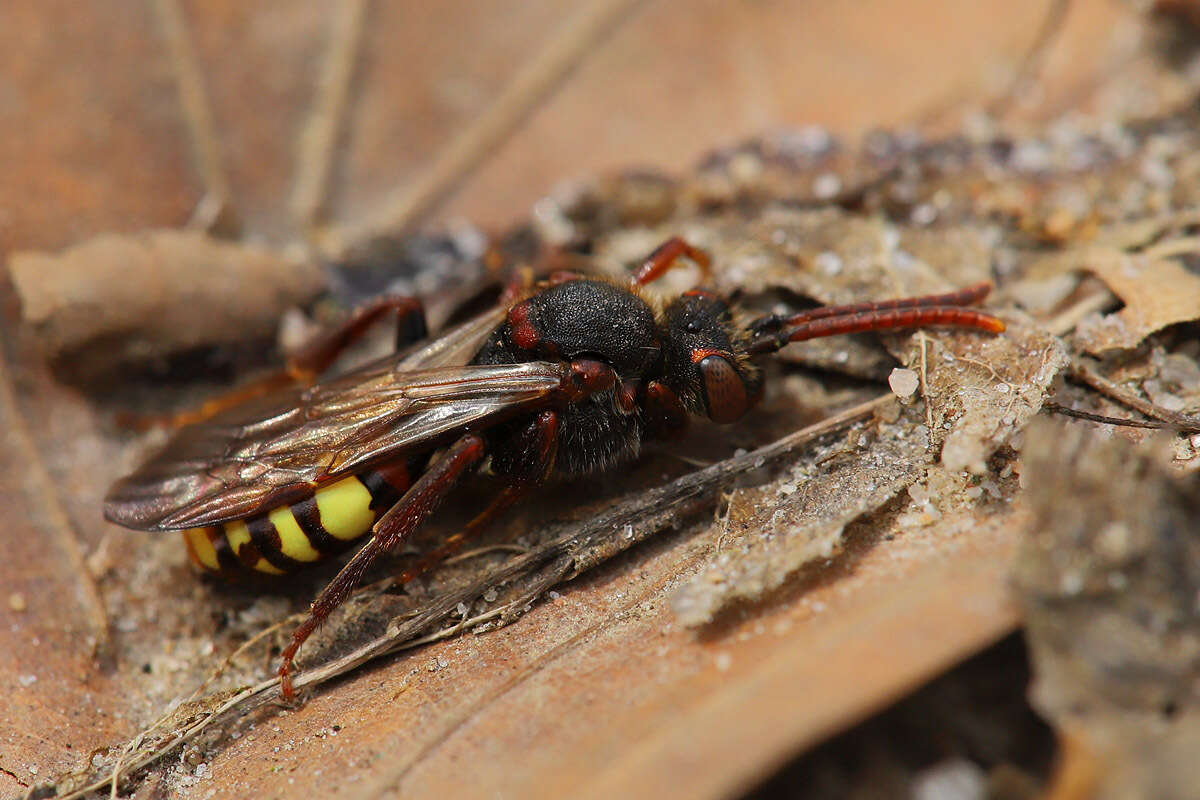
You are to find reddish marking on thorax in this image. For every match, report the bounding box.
[507,303,540,351]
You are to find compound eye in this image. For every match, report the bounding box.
[697,355,748,424]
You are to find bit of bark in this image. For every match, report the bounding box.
[671,410,927,627]
[904,314,1068,475]
[6,230,321,384]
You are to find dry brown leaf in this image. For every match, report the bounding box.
[1076,246,1200,353]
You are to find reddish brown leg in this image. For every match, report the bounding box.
[395,410,561,583]
[277,433,486,699]
[643,381,690,439]
[632,236,712,286]
[139,296,428,430]
[285,295,427,382]
[395,485,529,585]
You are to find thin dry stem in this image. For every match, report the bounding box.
[151,0,236,234]
[1070,358,1200,434]
[291,0,370,236]
[986,0,1072,117]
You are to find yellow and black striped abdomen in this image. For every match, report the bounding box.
[182,462,416,575]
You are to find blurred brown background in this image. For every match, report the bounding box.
[1,0,1126,257]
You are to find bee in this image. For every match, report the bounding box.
[104,236,1005,698]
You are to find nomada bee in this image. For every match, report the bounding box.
[105,236,1005,698]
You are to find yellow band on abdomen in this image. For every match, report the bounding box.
[183,528,220,572]
[270,505,321,562]
[223,519,284,575]
[314,477,376,541]
[181,474,388,576]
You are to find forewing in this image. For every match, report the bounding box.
[105,359,566,530]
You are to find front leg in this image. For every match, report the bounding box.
[147,295,429,430]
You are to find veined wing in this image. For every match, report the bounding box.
[395,305,506,370]
[104,359,567,531]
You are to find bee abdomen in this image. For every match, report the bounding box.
[182,460,418,575]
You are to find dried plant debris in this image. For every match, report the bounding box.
[320,229,503,327]
[1073,237,1200,354]
[671,408,928,627]
[903,314,1068,475]
[671,317,1066,625]
[1014,420,1200,800]
[590,206,996,304]
[542,104,1200,250]
[3,228,501,390]
[5,230,322,381]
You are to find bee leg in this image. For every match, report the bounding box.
[285,294,427,382]
[133,295,429,431]
[397,409,560,584]
[631,236,712,286]
[396,483,529,585]
[277,433,486,700]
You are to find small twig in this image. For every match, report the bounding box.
[325,0,648,253]
[151,0,237,234]
[906,0,1071,129]
[987,0,1073,117]
[1069,358,1200,433]
[442,543,529,565]
[713,492,735,553]
[1140,235,1200,261]
[1044,402,1195,432]
[918,332,933,430]
[291,0,370,236]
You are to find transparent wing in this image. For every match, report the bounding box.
[105,310,562,530]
